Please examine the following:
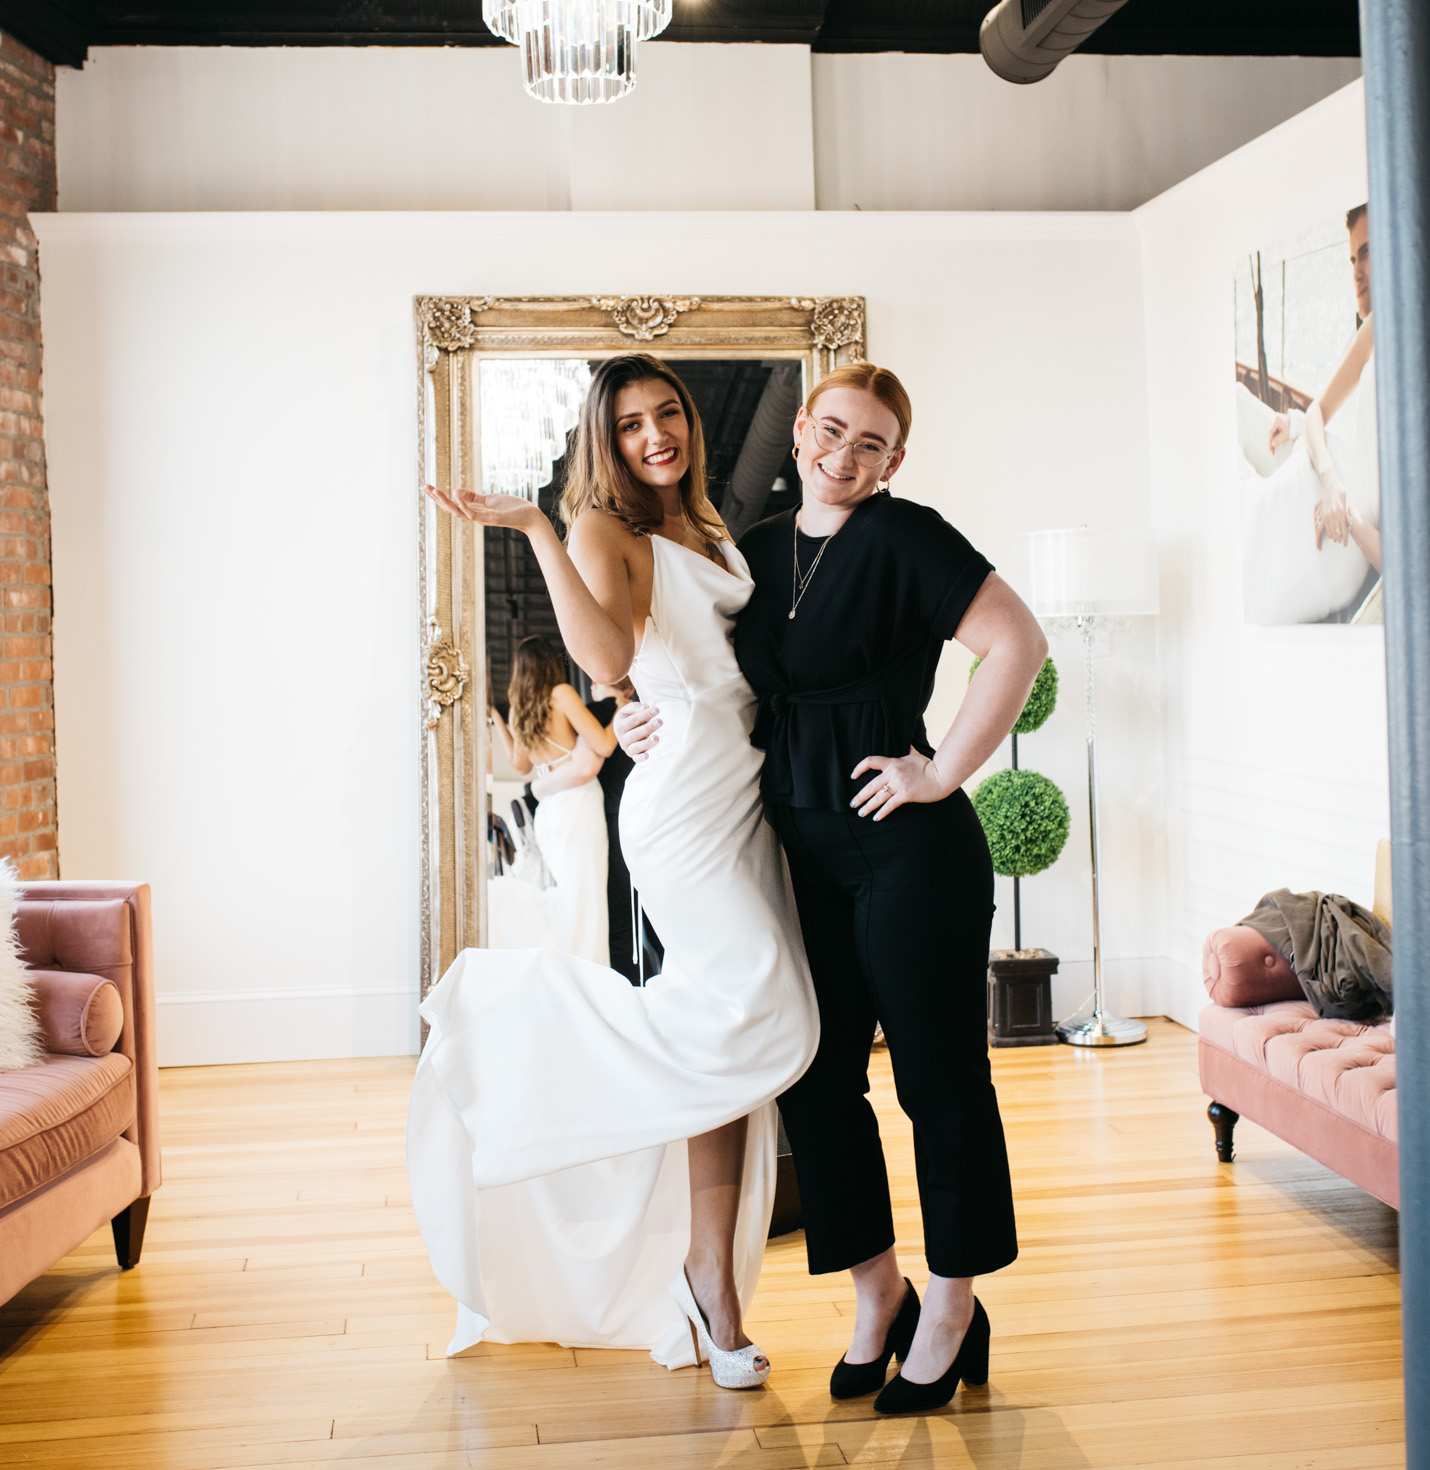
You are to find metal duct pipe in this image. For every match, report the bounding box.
[980,0,1132,84]
[721,362,804,541]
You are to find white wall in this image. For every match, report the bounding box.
[56,45,1358,215]
[1135,80,1388,1030]
[813,54,1361,212]
[39,51,1383,1060]
[33,209,1157,1062]
[56,44,817,212]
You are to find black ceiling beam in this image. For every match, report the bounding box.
[813,1,1360,57]
[87,28,505,47]
[1082,6,1360,58]
[87,3,506,48]
[0,0,91,66]
[814,0,971,54]
[663,2,827,47]
[84,1,831,49]
[2,0,1363,67]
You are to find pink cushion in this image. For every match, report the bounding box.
[29,970,124,1057]
[1199,999,1397,1140]
[0,1051,136,1208]
[15,898,132,982]
[1202,926,1302,1007]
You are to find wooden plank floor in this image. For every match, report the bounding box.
[0,1019,1402,1468]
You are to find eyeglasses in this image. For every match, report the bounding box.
[810,418,893,468]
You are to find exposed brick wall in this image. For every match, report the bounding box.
[0,34,56,879]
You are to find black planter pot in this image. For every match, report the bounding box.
[988,948,1059,1047]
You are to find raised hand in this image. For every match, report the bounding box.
[424,484,547,535]
[850,750,950,821]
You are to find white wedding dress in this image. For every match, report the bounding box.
[488,778,609,966]
[407,536,819,1365]
[1236,355,1380,625]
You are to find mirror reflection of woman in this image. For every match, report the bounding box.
[619,364,1047,1413]
[408,354,820,1388]
[487,634,613,966]
[585,675,661,985]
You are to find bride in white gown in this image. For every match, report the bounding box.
[1240,203,1381,625]
[488,634,613,966]
[409,354,819,1383]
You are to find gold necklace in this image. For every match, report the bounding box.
[789,512,833,620]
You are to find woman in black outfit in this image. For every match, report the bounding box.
[619,362,1046,1413]
[586,677,663,984]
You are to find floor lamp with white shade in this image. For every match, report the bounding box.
[1018,526,1160,1047]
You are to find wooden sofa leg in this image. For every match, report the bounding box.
[1207,1102,1240,1164]
[112,1197,151,1269]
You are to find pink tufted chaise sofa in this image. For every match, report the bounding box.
[0,882,160,1305]
[1198,849,1396,1208]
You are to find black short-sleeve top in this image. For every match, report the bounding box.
[733,492,994,810]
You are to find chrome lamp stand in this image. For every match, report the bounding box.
[1055,617,1147,1047]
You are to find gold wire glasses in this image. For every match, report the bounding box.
[810,418,893,467]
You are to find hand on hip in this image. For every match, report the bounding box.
[850,750,950,821]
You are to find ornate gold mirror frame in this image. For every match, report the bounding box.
[414,294,866,1005]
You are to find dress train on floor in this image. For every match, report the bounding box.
[406,536,818,1363]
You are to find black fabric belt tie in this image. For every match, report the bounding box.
[751,643,928,798]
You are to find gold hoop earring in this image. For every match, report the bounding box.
[877,478,891,492]
[792,445,800,462]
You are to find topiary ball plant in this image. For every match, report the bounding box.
[971,768,1070,878]
[969,655,1058,735]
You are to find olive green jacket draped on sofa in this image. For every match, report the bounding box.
[1237,888,1393,1023]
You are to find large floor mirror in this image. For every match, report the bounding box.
[415,295,866,1006]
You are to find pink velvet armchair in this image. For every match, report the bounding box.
[0,882,160,1304]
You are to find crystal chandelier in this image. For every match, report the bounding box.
[483,0,672,105]
[480,360,593,501]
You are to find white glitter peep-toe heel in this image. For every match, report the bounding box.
[670,1267,770,1390]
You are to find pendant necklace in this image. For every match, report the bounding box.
[790,512,833,620]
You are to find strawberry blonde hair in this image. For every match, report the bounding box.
[805,362,912,449]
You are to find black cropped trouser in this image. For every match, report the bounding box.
[771,792,1018,1280]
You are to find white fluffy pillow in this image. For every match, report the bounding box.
[0,859,42,1071]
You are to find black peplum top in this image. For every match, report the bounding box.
[733,491,993,810]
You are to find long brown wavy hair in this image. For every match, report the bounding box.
[507,636,568,757]
[560,353,725,544]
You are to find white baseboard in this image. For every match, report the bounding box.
[1160,957,1211,1034]
[153,955,1206,1068]
[1047,954,1195,1031]
[155,986,421,1067]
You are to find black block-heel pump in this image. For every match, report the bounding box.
[829,1278,920,1399]
[873,1296,990,1414]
